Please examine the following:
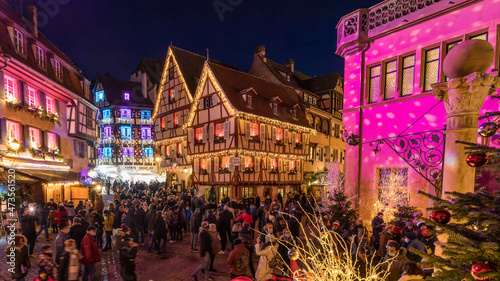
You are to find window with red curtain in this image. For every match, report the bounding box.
[215,123,224,141]
[200,158,207,174]
[160,117,165,130]
[244,156,254,172]
[173,112,179,127]
[290,160,296,172]
[270,158,278,171]
[169,88,175,102]
[220,156,230,171]
[250,123,259,140]
[295,133,302,146]
[195,127,203,143]
[177,143,182,155]
[276,128,284,143]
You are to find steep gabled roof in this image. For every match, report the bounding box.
[131,57,164,86]
[96,73,153,107]
[208,62,312,129]
[0,1,88,100]
[301,72,342,93]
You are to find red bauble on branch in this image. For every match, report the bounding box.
[471,262,494,280]
[430,209,452,224]
[466,153,489,168]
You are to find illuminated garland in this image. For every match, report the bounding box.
[186,148,308,161]
[182,63,317,135]
[154,136,186,147]
[152,47,194,120]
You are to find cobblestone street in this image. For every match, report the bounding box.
[1,227,253,281]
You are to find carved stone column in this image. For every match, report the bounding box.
[432,72,500,195]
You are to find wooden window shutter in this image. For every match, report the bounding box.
[166,114,171,129]
[266,157,271,170]
[272,127,276,143]
[194,158,199,173]
[279,158,283,172]
[260,124,265,141]
[161,145,166,157]
[188,128,194,144]
[23,125,30,149]
[173,87,178,101]
[229,157,234,172]
[297,160,301,173]
[214,157,219,173]
[203,125,208,142]
[56,134,61,153]
[199,99,204,110]
[209,123,214,142]
[284,129,288,144]
[241,156,245,170]
[292,132,296,145]
[214,94,219,105]
[245,121,250,139]
[325,146,331,162]
[207,158,211,174]
[255,157,260,171]
[286,160,290,172]
[224,120,230,140]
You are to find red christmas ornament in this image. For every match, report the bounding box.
[471,262,494,280]
[430,209,452,224]
[466,153,489,168]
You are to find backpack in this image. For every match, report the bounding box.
[235,252,249,272]
[267,253,279,268]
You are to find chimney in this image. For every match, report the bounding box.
[142,72,148,99]
[254,45,266,62]
[26,5,38,37]
[286,58,294,73]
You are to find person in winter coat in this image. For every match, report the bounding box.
[217,205,234,253]
[55,204,68,226]
[5,235,31,280]
[36,203,50,240]
[113,206,124,235]
[66,201,76,223]
[371,212,385,250]
[154,211,168,254]
[184,205,192,232]
[381,241,410,281]
[190,208,202,251]
[277,229,295,273]
[20,207,38,255]
[58,239,82,281]
[54,223,70,264]
[80,226,100,281]
[238,208,254,225]
[203,209,217,225]
[119,238,139,281]
[115,226,132,251]
[75,201,85,214]
[403,232,426,262]
[191,221,213,281]
[102,210,115,251]
[38,245,57,279]
[94,196,104,214]
[48,208,58,233]
[376,225,395,259]
[33,269,55,281]
[397,261,425,281]
[208,223,220,271]
[238,222,256,277]
[68,217,86,250]
[167,206,180,242]
[255,235,278,281]
[133,204,146,245]
[227,238,250,279]
[145,205,158,252]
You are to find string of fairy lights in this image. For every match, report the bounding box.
[154,136,186,147]
[186,148,308,161]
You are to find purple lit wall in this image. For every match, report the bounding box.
[338,0,500,220]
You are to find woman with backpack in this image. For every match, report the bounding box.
[255,235,278,281]
[227,238,250,279]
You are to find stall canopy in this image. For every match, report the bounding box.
[0,167,79,183]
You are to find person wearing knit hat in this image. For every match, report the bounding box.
[54,223,70,264]
[81,225,100,281]
[403,232,426,262]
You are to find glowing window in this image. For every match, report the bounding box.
[36,46,45,67]
[384,60,397,100]
[173,112,179,127]
[4,76,17,100]
[120,109,131,119]
[102,109,111,119]
[144,147,153,158]
[276,128,284,142]
[401,55,415,97]
[95,90,105,103]
[14,29,23,53]
[47,132,57,150]
[424,47,440,92]
[270,158,278,170]
[103,126,112,138]
[103,147,112,158]
[169,88,175,102]
[220,156,230,170]
[199,158,207,173]
[123,147,134,157]
[141,127,151,139]
[55,60,62,79]
[289,160,296,171]
[141,110,151,120]
[195,127,204,142]
[28,88,38,108]
[121,126,132,139]
[124,92,130,100]
[369,65,381,103]
[295,133,302,145]
[6,121,20,143]
[250,122,259,138]
[215,123,224,139]
[244,156,254,169]
[45,96,55,114]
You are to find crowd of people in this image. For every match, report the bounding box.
[5,179,434,281]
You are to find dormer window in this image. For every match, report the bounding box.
[246,95,253,108]
[36,46,45,67]
[14,29,24,53]
[292,109,297,119]
[124,92,130,100]
[286,75,291,82]
[95,90,105,103]
[168,88,176,102]
[54,60,62,79]
[273,103,279,115]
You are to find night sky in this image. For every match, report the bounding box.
[20,0,380,80]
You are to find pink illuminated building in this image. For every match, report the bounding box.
[336,0,500,220]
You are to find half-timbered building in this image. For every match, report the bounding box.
[185,61,316,201]
[152,46,235,189]
[92,73,156,181]
[249,46,346,196]
[0,3,98,203]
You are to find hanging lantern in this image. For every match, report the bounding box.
[466,153,489,168]
[478,122,499,138]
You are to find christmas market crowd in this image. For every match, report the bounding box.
[3,180,438,281]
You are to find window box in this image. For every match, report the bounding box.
[289,169,297,175]
[249,135,260,142]
[194,139,204,145]
[275,139,284,146]
[219,168,230,173]
[214,136,225,143]
[269,169,278,174]
[200,169,208,175]
[295,143,303,149]
[243,167,255,173]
